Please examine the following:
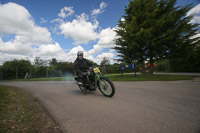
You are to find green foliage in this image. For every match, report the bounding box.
[0,86,62,132]
[89,59,98,66]
[114,0,200,73]
[48,59,74,77]
[155,59,170,72]
[169,43,200,72]
[34,57,48,67]
[1,57,75,80]
[0,85,9,108]
[100,57,110,67]
[106,73,192,81]
[2,59,31,79]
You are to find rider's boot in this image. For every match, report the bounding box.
[83,85,87,95]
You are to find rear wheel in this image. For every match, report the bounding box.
[98,77,115,97]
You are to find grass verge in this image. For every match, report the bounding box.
[1,73,194,81]
[105,73,193,81]
[4,77,74,81]
[0,85,62,133]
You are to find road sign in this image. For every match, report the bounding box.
[121,64,136,78]
[121,64,135,69]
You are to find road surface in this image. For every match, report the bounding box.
[0,80,200,133]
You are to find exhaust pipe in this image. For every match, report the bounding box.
[75,82,83,85]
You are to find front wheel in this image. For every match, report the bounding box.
[97,77,115,97]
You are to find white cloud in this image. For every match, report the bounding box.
[59,13,99,44]
[91,2,107,16]
[64,45,86,62]
[40,18,48,24]
[38,42,64,56]
[121,18,125,22]
[0,52,29,64]
[187,3,200,24]
[0,2,32,35]
[88,27,117,55]
[0,2,58,64]
[187,4,200,40]
[58,7,74,18]
[96,49,116,64]
[0,37,34,55]
[100,2,107,9]
[0,2,118,65]
[63,45,116,64]
[187,3,200,16]
[0,3,52,44]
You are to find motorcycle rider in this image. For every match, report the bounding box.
[74,51,93,93]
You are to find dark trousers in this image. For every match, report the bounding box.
[77,73,87,87]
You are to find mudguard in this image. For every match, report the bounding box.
[100,76,109,79]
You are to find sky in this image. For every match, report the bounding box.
[0,0,200,65]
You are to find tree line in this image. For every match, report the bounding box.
[0,55,199,80]
[0,57,74,80]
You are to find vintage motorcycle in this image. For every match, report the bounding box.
[75,66,115,97]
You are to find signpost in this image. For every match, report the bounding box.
[121,64,136,78]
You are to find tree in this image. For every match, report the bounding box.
[170,42,200,72]
[2,59,31,79]
[114,0,200,74]
[33,57,48,78]
[34,57,47,67]
[100,57,110,74]
[49,58,58,66]
[100,57,110,67]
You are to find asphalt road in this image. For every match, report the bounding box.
[0,80,200,133]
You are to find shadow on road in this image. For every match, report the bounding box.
[69,89,104,97]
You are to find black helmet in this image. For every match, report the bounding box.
[77,51,83,56]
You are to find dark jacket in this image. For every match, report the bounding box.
[74,58,93,75]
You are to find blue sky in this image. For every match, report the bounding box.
[0,0,199,64]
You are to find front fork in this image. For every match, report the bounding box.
[94,73,100,88]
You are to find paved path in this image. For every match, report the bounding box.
[154,72,200,76]
[0,80,200,133]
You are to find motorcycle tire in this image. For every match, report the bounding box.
[98,77,115,97]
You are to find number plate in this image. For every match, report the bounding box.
[93,67,100,73]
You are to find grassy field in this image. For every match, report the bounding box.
[105,73,193,81]
[1,73,194,81]
[0,85,62,132]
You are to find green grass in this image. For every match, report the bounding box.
[0,85,62,132]
[105,73,193,81]
[0,85,10,108]
[1,73,194,81]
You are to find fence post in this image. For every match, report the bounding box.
[30,67,32,78]
[46,67,48,78]
[16,68,18,79]
[0,70,2,80]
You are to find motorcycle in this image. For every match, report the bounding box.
[75,66,115,97]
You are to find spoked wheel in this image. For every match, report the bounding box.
[98,77,115,97]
